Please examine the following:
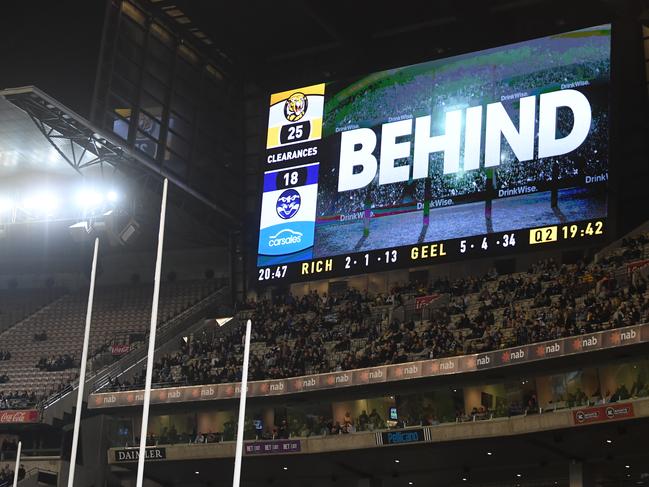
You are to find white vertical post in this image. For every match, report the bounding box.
[12,441,21,487]
[67,237,99,487]
[136,178,169,487]
[232,319,252,487]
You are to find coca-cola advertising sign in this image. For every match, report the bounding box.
[111,344,131,356]
[0,410,40,424]
[415,294,438,310]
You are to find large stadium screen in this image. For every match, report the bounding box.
[257,24,611,284]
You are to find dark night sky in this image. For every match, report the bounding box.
[0,1,106,118]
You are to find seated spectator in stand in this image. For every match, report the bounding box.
[368,409,383,429]
[358,410,369,430]
[526,394,539,415]
[0,464,14,487]
[277,419,289,439]
[36,354,76,372]
[33,331,47,342]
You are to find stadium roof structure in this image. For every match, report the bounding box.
[0,86,237,226]
[0,87,238,251]
[140,0,621,90]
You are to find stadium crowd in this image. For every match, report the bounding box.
[0,466,13,487]
[0,391,46,410]
[0,463,24,487]
[103,231,649,392]
[35,354,76,372]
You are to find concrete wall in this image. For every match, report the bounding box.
[0,246,227,291]
[108,397,649,464]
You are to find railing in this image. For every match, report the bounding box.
[42,285,231,410]
[100,307,249,393]
[16,467,58,487]
[107,396,649,452]
[0,449,60,461]
[88,286,232,393]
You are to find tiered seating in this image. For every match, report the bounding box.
[0,288,64,335]
[126,231,649,390]
[0,279,220,399]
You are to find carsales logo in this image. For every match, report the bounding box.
[268,229,303,247]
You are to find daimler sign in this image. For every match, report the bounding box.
[114,447,166,462]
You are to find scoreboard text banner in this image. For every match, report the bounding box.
[88,324,648,409]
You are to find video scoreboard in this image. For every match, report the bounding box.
[256,25,611,284]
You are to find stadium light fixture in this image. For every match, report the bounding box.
[75,188,104,209]
[516,474,522,478]
[394,459,400,463]
[107,190,119,203]
[282,467,288,471]
[408,482,413,486]
[626,466,631,469]
[462,477,467,482]
[487,451,493,456]
[23,191,59,215]
[606,439,613,444]
[194,471,200,475]
[0,197,13,213]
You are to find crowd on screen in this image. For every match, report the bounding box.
[319,56,609,216]
[99,232,649,394]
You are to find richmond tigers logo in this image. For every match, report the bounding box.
[284,92,308,122]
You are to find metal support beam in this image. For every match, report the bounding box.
[1,86,240,227]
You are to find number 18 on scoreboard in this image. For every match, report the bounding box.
[257,163,320,266]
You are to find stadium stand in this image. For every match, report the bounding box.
[0,288,64,336]
[111,231,649,391]
[0,279,222,408]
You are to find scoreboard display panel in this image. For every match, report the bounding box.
[257,24,611,284]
